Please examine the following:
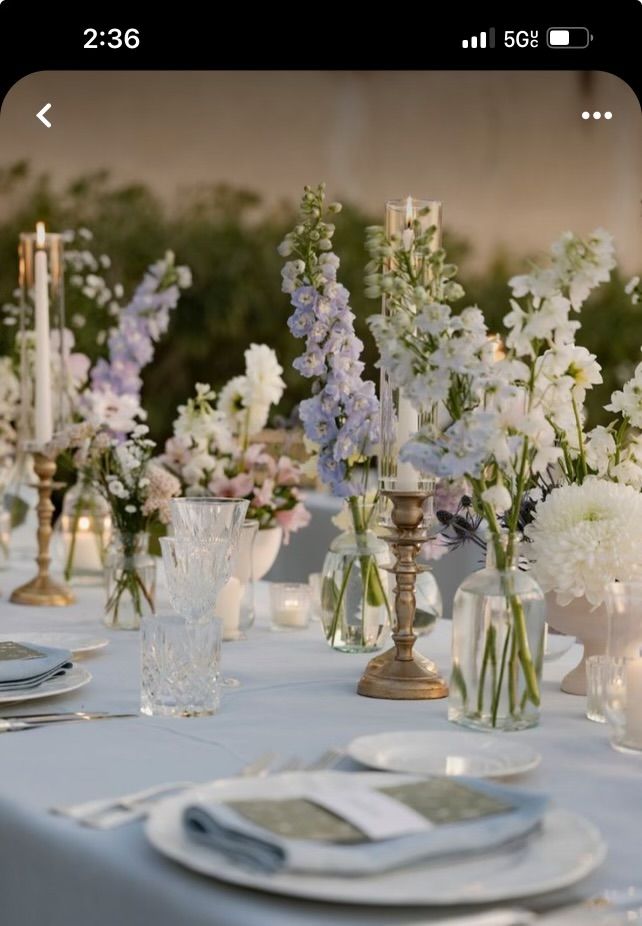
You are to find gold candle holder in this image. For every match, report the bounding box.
[10,452,75,607]
[357,490,447,700]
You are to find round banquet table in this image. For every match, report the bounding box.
[0,558,638,926]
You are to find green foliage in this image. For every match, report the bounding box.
[0,162,638,440]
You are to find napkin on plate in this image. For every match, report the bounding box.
[183,774,548,876]
[0,641,72,691]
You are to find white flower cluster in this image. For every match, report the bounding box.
[83,388,146,435]
[606,361,642,429]
[584,424,642,491]
[163,344,285,494]
[217,343,285,441]
[368,228,615,520]
[527,479,642,606]
[84,424,180,531]
[164,383,233,490]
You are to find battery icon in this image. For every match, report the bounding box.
[547,26,593,48]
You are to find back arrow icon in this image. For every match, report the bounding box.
[36,104,52,128]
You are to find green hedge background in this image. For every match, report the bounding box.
[0,161,638,442]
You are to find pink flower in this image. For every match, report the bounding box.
[68,352,91,387]
[275,502,311,544]
[275,455,301,486]
[141,462,181,524]
[244,443,274,471]
[246,457,276,482]
[208,473,254,498]
[162,435,192,468]
[252,477,275,508]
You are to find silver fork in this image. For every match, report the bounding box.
[304,747,344,771]
[53,748,343,829]
[89,753,305,828]
[53,750,279,828]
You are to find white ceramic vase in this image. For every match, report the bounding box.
[251,525,283,580]
[546,593,608,695]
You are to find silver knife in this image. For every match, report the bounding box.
[0,720,38,733]
[0,711,135,725]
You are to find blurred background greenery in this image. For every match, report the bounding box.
[0,161,638,441]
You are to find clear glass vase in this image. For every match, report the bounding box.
[449,533,545,731]
[60,480,112,585]
[104,532,156,630]
[321,500,392,653]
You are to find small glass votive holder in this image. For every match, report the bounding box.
[308,573,322,622]
[270,582,310,632]
[586,654,613,723]
[141,614,222,717]
[0,508,10,570]
[604,656,642,755]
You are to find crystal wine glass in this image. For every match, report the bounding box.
[160,536,230,622]
[169,497,250,687]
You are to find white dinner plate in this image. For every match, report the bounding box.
[0,633,109,656]
[0,665,91,704]
[347,731,540,778]
[146,771,606,906]
[545,634,576,661]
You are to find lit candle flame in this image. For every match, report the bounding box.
[405,196,414,227]
[77,516,92,532]
[36,222,46,248]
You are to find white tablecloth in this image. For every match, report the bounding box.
[0,559,638,926]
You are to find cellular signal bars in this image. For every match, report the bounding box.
[462,28,495,49]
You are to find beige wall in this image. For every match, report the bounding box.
[1,70,640,269]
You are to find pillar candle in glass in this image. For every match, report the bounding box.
[379,197,442,494]
[18,225,70,448]
[270,583,311,631]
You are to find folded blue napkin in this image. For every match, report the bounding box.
[0,642,72,691]
[184,774,548,876]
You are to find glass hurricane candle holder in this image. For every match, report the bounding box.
[216,520,259,641]
[604,657,642,754]
[606,581,642,659]
[379,198,442,498]
[17,225,71,448]
[59,481,112,585]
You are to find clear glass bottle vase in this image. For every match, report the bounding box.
[320,500,392,653]
[104,531,156,630]
[449,532,545,731]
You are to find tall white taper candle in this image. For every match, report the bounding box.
[34,222,53,446]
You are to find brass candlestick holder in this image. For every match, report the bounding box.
[357,490,447,700]
[10,452,75,607]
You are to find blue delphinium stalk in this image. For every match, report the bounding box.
[91,252,191,400]
[280,184,379,498]
[280,184,388,639]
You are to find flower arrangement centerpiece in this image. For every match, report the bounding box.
[162,344,310,563]
[280,184,391,653]
[3,234,191,581]
[77,423,180,629]
[0,357,21,559]
[521,275,642,692]
[367,224,616,729]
